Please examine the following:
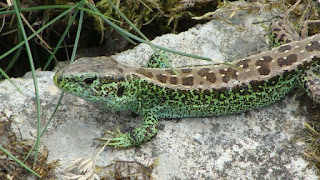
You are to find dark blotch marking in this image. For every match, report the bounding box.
[276,33,292,43]
[170,76,178,85]
[285,39,292,43]
[279,34,286,42]
[277,54,298,67]
[156,74,167,83]
[117,86,125,97]
[273,27,281,32]
[182,76,194,86]
[255,56,273,75]
[181,68,192,74]
[278,44,292,52]
[297,57,317,70]
[265,75,280,87]
[84,77,95,85]
[219,67,238,83]
[235,59,251,69]
[198,68,216,83]
[198,68,210,76]
[135,68,153,78]
[249,80,265,92]
[305,41,320,52]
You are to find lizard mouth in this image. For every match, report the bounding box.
[53,71,61,88]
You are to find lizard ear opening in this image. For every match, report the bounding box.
[117,86,125,97]
[84,77,96,85]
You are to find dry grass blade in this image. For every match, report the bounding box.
[59,143,108,180]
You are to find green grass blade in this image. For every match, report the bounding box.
[0,4,74,15]
[24,92,65,162]
[84,2,134,43]
[0,3,240,69]
[12,0,41,165]
[117,29,137,45]
[92,0,238,71]
[0,145,41,178]
[0,46,22,79]
[105,0,149,42]
[137,0,153,11]
[25,1,85,162]
[43,8,80,70]
[0,4,79,61]
[0,68,25,95]
[70,3,84,63]
[77,6,234,68]
[103,0,180,73]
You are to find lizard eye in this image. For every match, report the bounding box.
[84,77,95,85]
[117,86,125,97]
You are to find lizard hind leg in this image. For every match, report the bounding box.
[268,0,304,46]
[268,0,318,46]
[302,65,320,103]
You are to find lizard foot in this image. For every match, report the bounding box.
[99,129,134,148]
[99,112,159,148]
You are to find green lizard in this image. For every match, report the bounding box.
[53,31,320,147]
[54,0,320,148]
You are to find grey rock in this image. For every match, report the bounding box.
[0,1,317,179]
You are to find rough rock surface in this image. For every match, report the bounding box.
[0,1,318,179]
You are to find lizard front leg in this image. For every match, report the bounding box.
[100,110,159,148]
[147,50,169,68]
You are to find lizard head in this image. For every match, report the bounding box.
[54,57,134,111]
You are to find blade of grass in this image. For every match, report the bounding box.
[0,145,41,178]
[0,68,25,95]
[24,92,65,162]
[20,12,51,49]
[102,0,171,69]
[0,4,74,15]
[0,4,79,61]
[25,1,86,162]
[85,3,134,44]
[0,5,120,21]
[43,8,80,70]
[137,0,153,12]
[85,2,137,45]
[0,46,22,79]
[70,3,84,63]
[77,6,239,69]
[0,7,9,32]
[12,0,41,165]
[24,1,86,160]
[117,29,137,45]
[20,11,58,61]
[105,0,178,73]
[105,0,149,43]
[2,3,238,69]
